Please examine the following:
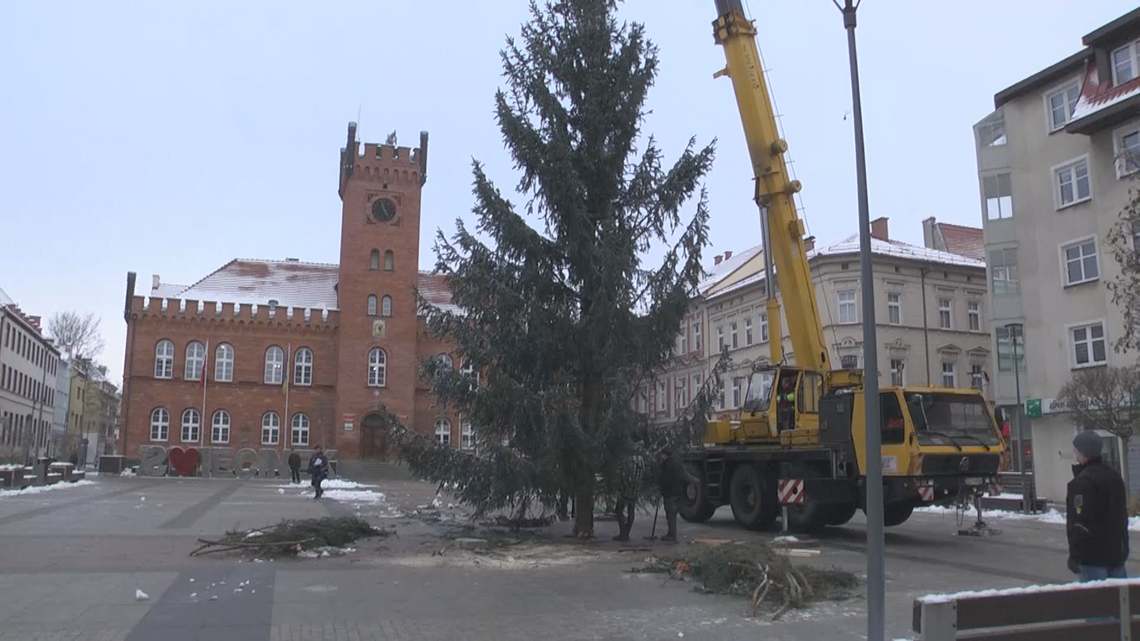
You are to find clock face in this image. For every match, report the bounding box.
[371,197,397,222]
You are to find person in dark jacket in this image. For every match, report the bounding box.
[308,446,329,499]
[1067,430,1129,582]
[288,450,302,484]
[657,448,690,543]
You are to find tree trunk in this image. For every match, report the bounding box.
[573,491,595,538]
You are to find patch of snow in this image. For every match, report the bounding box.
[0,464,24,471]
[0,480,95,497]
[319,479,378,490]
[120,468,137,477]
[916,503,1140,531]
[244,531,264,539]
[431,494,444,509]
[135,590,149,601]
[773,535,799,544]
[190,592,197,598]
[210,595,218,601]
[277,488,285,494]
[299,546,356,558]
[920,578,1140,604]
[319,488,387,504]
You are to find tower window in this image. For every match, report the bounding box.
[381,295,392,317]
[370,249,380,270]
[367,295,377,316]
[384,250,394,271]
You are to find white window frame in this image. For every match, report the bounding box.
[261,412,281,445]
[211,410,230,444]
[967,301,981,332]
[887,293,902,325]
[434,418,451,446]
[691,322,702,353]
[745,317,753,345]
[730,321,739,349]
[367,294,377,316]
[1060,235,1101,287]
[1053,155,1092,209]
[264,346,284,385]
[716,325,725,351]
[1044,79,1081,132]
[181,408,200,443]
[675,376,688,411]
[656,380,667,412]
[1112,41,1139,86]
[678,327,688,354]
[731,377,742,408]
[938,298,952,330]
[941,361,957,388]
[368,348,387,387]
[291,413,310,446]
[461,358,479,385]
[381,295,392,317]
[214,343,234,382]
[837,289,858,324]
[150,408,169,442]
[889,359,905,386]
[970,363,985,390]
[154,340,174,379]
[293,347,313,386]
[460,420,474,450]
[1068,319,1108,369]
[1113,121,1140,178]
[760,313,769,342]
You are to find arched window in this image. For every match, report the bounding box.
[461,359,479,385]
[150,408,169,441]
[381,295,392,317]
[434,418,451,446]
[264,346,284,384]
[294,347,313,386]
[181,408,200,443]
[154,340,174,379]
[185,342,205,381]
[369,249,380,270]
[461,420,474,450]
[262,412,280,445]
[368,348,387,387]
[214,343,234,382]
[384,250,394,271]
[211,410,230,444]
[291,413,310,446]
[436,353,453,369]
[367,295,378,315]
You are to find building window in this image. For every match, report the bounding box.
[678,327,688,354]
[983,173,1013,220]
[978,116,1006,148]
[887,293,901,325]
[1116,125,1140,177]
[716,325,725,351]
[1112,41,1138,85]
[1055,157,1091,208]
[211,410,230,444]
[938,299,952,329]
[381,295,392,317]
[1046,81,1080,131]
[291,413,310,446]
[841,355,859,369]
[154,340,174,379]
[1071,321,1107,368]
[436,354,453,371]
[461,358,479,385]
[370,249,380,270]
[692,372,702,398]
[262,412,281,445]
[837,290,857,324]
[435,418,451,446]
[461,421,474,450]
[731,377,742,408]
[760,313,769,342]
[1062,238,1100,286]
[744,318,753,345]
[294,347,313,386]
[996,326,1026,373]
[990,248,1019,294]
[691,322,702,352]
[970,363,985,390]
[384,250,394,271]
[150,408,169,441]
[890,359,905,386]
[968,301,981,332]
[214,343,234,382]
[730,322,739,349]
[657,380,667,412]
[367,295,378,316]
[675,377,688,411]
[264,346,284,384]
[184,341,205,381]
[368,348,387,387]
[181,409,200,443]
[941,362,957,388]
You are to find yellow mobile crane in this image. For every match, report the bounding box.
[677,1,1007,533]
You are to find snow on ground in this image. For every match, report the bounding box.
[285,478,389,505]
[320,488,387,504]
[0,480,95,497]
[916,503,1140,531]
[316,479,377,490]
[920,577,1140,604]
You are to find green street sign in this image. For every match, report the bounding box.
[1025,398,1042,418]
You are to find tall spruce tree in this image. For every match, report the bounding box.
[388,0,718,538]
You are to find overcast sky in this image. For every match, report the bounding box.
[1,0,1135,382]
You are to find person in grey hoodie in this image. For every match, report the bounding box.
[308,446,329,499]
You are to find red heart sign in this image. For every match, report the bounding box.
[167,447,201,477]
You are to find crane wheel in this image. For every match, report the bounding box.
[678,463,717,523]
[785,502,826,534]
[882,503,914,527]
[822,502,858,527]
[729,464,777,530]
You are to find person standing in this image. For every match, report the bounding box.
[657,448,688,543]
[308,445,329,499]
[1067,430,1129,582]
[612,445,646,542]
[288,450,302,484]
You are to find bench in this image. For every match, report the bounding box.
[913,579,1140,640]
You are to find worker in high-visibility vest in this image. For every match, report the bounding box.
[777,375,796,432]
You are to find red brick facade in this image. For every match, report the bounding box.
[119,124,463,465]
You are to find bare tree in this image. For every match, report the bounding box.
[46,311,105,361]
[1105,152,1140,353]
[1056,365,1140,495]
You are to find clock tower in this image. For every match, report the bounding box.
[334,122,429,459]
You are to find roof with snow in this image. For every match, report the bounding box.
[1067,58,1140,135]
[0,287,12,307]
[418,272,462,315]
[698,244,762,295]
[169,259,341,310]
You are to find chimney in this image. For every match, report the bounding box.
[921,217,937,250]
[724,250,733,260]
[152,274,160,291]
[714,254,723,266]
[871,217,889,241]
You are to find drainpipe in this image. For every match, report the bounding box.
[921,266,931,384]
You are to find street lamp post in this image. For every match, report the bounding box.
[834,1,884,639]
[1005,323,1030,514]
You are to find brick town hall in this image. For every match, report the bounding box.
[118,123,466,473]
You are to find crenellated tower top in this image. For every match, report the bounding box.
[339,122,429,199]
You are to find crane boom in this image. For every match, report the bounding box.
[711,0,830,373]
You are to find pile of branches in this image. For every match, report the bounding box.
[191,516,385,558]
[632,542,858,620]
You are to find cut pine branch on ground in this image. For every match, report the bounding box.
[191,517,387,558]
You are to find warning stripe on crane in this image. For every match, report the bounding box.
[777,479,804,505]
[918,485,934,502]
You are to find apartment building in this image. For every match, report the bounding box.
[643,218,991,424]
[973,7,1140,502]
[0,288,62,460]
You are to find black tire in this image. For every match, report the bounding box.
[786,501,826,534]
[823,502,859,527]
[729,464,777,530]
[678,463,717,524]
[883,503,914,527]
